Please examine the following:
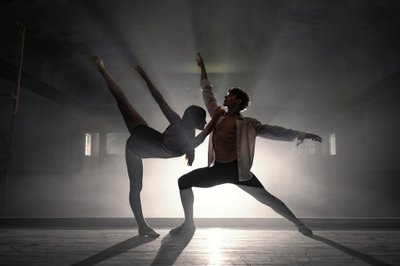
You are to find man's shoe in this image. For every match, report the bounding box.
[169,223,195,235]
[298,225,313,236]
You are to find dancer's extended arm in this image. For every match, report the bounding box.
[197,53,219,116]
[135,66,181,124]
[251,119,322,145]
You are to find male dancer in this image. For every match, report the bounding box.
[171,53,322,236]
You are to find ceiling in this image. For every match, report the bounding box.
[1,0,400,119]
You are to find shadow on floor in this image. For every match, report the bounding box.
[151,229,195,266]
[71,235,157,266]
[310,234,391,266]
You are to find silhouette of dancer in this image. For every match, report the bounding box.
[93,56,225,237]
[171,53,322,236]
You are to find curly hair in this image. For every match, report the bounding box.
[227,87,250,111]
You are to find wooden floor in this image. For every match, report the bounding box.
[0,228,399,265]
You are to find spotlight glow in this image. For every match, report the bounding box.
[206,228,224,265]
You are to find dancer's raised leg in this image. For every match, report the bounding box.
[237,184,312,236]
[92,55,146,133]
[126,147,159,237]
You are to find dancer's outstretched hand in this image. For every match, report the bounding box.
[186,153,194,166]
[196,52,205,68]
[305,133,322,142]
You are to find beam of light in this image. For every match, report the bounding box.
[168,63,249,74]
[206,228,224,265]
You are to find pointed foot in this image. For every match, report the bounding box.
[91,55,105,71]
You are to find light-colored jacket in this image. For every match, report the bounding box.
[201,79,305,181]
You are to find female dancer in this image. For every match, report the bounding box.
[92,56,224,237]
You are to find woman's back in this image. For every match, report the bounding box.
[163,121,194,154]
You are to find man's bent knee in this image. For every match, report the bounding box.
[178,175,192,190]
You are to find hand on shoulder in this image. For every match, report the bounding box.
[212,106,226,118]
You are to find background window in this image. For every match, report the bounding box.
[330,133,336,155]
[84,133,99,156]
[85,133,91,156]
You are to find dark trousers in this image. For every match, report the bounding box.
[178,160,264,190]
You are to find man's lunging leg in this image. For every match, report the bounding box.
[170,168,212,234]
[170,164,231,234]
[238,184,313,236]
[181,188,194,224]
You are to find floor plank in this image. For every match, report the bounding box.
[0,228,398,265]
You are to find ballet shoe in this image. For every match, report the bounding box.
[91,55,105,71]
[138,227,160,237]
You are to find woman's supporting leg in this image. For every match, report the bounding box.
[237,183,313,236]
[93,55,147,134]
[126,147,159,237]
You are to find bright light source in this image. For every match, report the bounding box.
[85,133,100,156]
[330,133,336,155]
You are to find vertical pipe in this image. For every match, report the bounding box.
[13,22,26,113]
[5,23,26,216]
[4,163,10,216]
